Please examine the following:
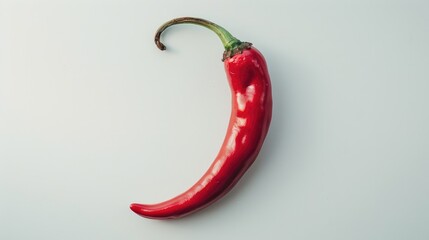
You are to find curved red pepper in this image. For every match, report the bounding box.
[130,17,272,219]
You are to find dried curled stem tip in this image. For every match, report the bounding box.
[154,31,166,50]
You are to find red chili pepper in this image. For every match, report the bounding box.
[130,17,272,219]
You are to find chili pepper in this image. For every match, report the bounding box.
[130,17,272,219]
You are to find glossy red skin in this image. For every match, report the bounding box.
[130,47,272,219]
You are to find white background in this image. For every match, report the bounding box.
[1,0,428,239]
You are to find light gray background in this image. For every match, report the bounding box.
[1,0,428,239]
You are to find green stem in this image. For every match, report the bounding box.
[155,17,253,61]
[154,17,242,51]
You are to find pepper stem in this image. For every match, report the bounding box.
[155,17,252,60]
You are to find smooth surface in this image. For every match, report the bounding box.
[0,0,428,239]
[130,47,272,219]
